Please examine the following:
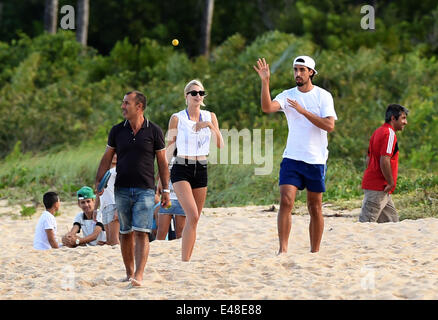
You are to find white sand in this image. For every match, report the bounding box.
[0,200,437,300]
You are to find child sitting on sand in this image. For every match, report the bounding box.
[62,186,106,247]
[33,191,62,250]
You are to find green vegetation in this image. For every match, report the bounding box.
[0,136,106,204]
[1,131,437,220]
[1,2,437,220]
[2,1,438,57]
[20,204,37,218]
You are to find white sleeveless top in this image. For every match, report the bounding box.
[174,109,212,156]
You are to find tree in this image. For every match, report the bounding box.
[76,0,89,46]
[44,0,58,34]
[0,2,3,26]
[200,0,214,57]
[257,0,274,30]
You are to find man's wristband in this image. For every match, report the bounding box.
[162,189,170,193]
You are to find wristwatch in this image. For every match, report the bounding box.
[75,238,80,246]
[162,189,170,193]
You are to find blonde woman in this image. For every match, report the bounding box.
[166,79,223,261]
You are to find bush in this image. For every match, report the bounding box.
[0,30,437,215]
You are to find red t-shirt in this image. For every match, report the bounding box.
[362,123,399,193]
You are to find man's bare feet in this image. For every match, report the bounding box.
[127,277,142,288]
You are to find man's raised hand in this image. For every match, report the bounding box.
[253,58,270,81]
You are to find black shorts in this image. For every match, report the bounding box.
[170,157,208,189]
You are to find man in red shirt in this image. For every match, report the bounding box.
[360,104,409,223]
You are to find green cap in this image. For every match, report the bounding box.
[77,186,96,200]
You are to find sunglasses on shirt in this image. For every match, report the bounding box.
[186,90,206,97]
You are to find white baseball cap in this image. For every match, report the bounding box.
[293,56,318,75]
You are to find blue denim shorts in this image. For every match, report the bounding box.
[158,199,186,216]
[115,187,155,234]
[101,204,117,225]
[279,158,327,193]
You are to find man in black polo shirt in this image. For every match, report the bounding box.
[95,90,170,288]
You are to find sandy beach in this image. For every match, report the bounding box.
[0,200,437,300]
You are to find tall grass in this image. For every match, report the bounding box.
[1,135,436,221]
[0,138,106,204]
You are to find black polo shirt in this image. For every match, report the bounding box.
[107,117,165,189]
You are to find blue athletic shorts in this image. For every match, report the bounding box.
[115,187,155,234]
[279,158,326,193]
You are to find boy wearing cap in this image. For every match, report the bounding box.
[254,55,337,254]
[62,186,106,247]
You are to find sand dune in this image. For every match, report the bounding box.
[0,200,437,300]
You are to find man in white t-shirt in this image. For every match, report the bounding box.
[33,192,62,250]
[254,55,337,254]
[62,186,106,247]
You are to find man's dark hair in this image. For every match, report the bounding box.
[127,90,147,110]
[43,192,59,210]
[308,68,315,81]
[385,104,409,123]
